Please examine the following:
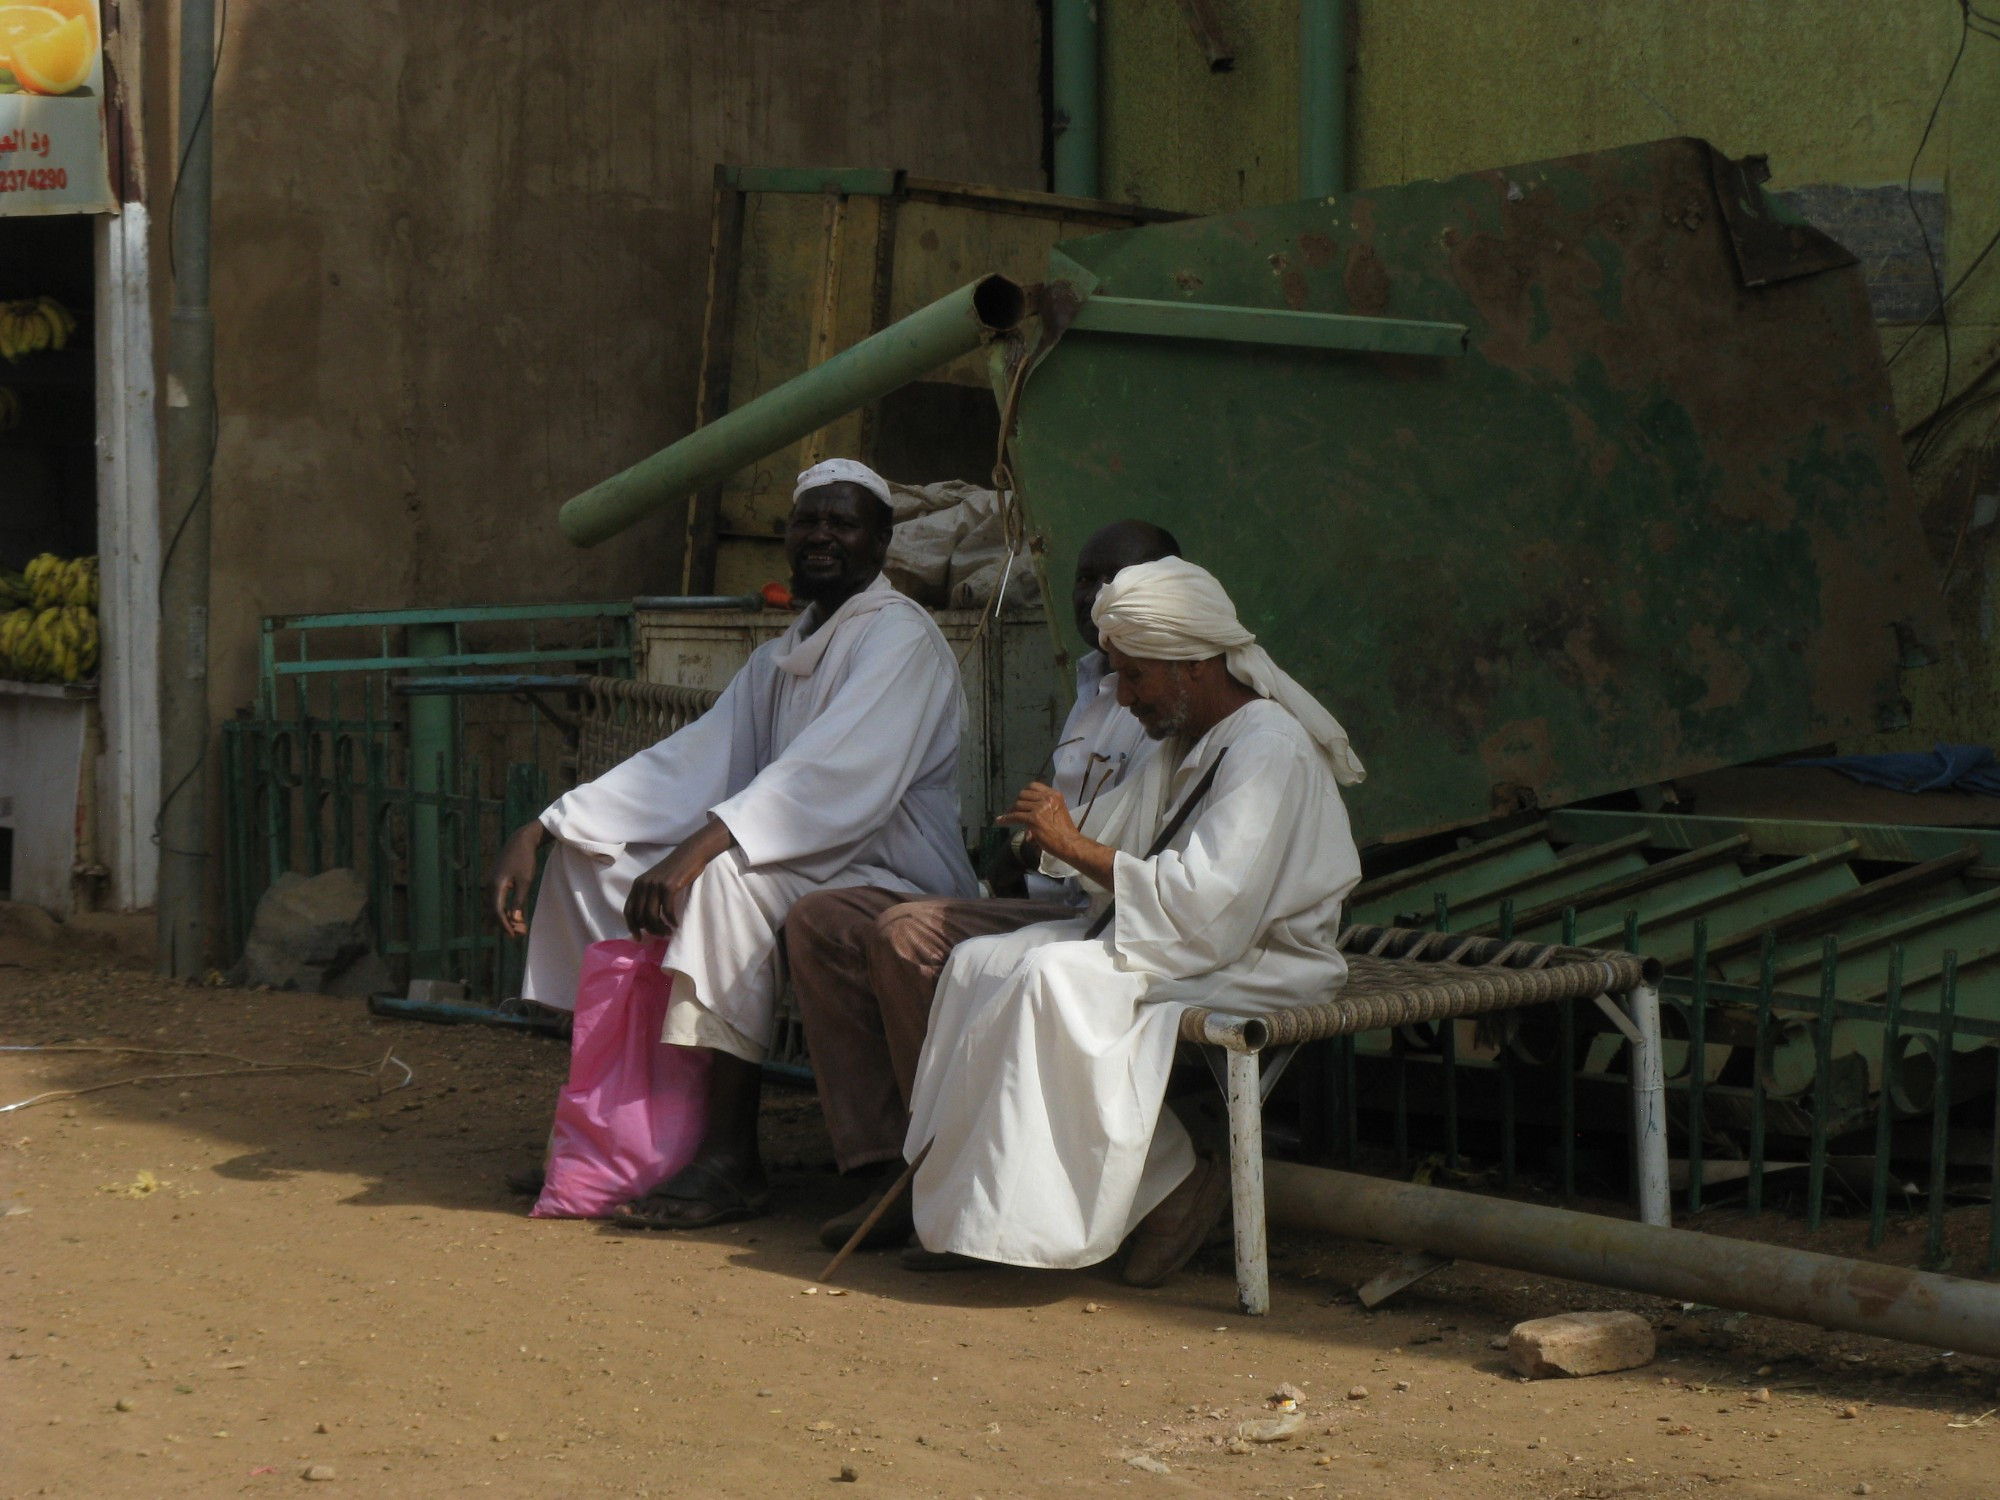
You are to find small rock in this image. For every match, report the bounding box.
[1855,1485,1872,1496]
[1126,1454,1171,1474]
[836,1465,858,1482]
[1489,1334,1510,1351]
[114,1397,134,1412]
[1393,1379,1411,1392]
[1841,1404,1861,1419]
[314,1422,328,1434]
[756,1388,773,1398]
[1756,1365,1774,1376]
[807,1420,837,1433]
[1084,1302,1104,1314]
[302,1465,336,1481]
[491,1433,508,1443]
[1235,1414,1304,1443]
[1225,1438,1253,1455]
[1272,1381,1306,1404]
[1746,1387,1771,1404]
[1347,1385,1369,1400]
[1507,1311,1656,1380]
[1315,1455,1333,1466]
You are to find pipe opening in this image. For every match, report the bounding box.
[1242,1017,1270,1051]
[971,274,1029,334]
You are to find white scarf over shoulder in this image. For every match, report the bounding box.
[1091,557,1366,786]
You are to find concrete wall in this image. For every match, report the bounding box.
[1101,0,2000,745]
[181,0,1044,728]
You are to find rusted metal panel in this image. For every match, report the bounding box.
[685,174,1181,593]
[1011,137,1943,845]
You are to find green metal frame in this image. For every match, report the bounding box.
[1067,296,1468,355]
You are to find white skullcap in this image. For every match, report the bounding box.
[1093,556,1366,786]
[794,458,892,510]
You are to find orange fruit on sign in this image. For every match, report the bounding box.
[9,10,90,94]
[0,4,63,68]
[36,0,96,48]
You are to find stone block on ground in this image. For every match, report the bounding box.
[232,869,381,993]
[0,899,60,946]
[1507,1310,1656,1379]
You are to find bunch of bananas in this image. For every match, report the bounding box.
[0,297,77,362]
[22,551,97,609]
[0,555,100,683]
[0,386,20,432]
[0,603,97,683]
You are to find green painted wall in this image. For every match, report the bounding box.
[1101,0,2000,748]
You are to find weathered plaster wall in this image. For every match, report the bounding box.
[195,0,1043,728]
[1102,0,2000,745]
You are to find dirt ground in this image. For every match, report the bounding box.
[5,929,1999,1500]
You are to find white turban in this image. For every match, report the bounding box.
[794,458,892,511]
[1093,556,1366,786]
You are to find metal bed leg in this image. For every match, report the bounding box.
[1226,1047,1270,1315]
[1626,982,1671,1227]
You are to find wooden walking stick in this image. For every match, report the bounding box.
[818,1140,932,1284]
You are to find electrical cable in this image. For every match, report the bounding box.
[1894,1,1969,453]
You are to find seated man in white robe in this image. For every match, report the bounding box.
[903,557,1364,1285]
[488,459,976,1227]
[786,518,1179,1253]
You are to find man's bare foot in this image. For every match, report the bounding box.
[610,1153,769,1231]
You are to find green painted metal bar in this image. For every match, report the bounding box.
[272,648,628,678]
[1352,821,1548,905]
[1664,975,2000,1042]
[1067,296,1469,357]
[1926,952,1958,1269]
[1468,834,1750,938]
[1869,946,1906,1248]
[1548,809,2000,870]
[1748,936,1776,1215]
[720,166,900,197]
[1688,919,1708,1214]
[1435,892,1459,1169]
[407,623,456,980]
[1498,898,1517,1187]
[1297,0,1346,198]
[1560,906,1578,1198]
[1051,0,1099,198]
[1809,937,1837,1230]
[268,601,634,632]
[559,275,1028,547]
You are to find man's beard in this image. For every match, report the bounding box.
[1143,665,1192,740]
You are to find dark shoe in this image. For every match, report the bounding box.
[1122,1154,1232,1287]
[817,1178,915,1251]
[609,1157,771,1231]
[505,1166,546,1197]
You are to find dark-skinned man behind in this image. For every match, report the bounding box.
[785,519,1181,1253]
[487,459,975,1228]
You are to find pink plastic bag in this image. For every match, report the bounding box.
[531,937,711,1219]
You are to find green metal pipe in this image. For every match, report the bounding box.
[558,275,1027,547]
[406,623,456,979]
[1298,0,1347,199]
[1051,0,1100,198]
[1068,296,1467,356]
[1267,1162,2000,1360]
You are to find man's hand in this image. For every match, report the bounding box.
[489,821,548,938]
[996,781,1115,889]
[623,816,738,938]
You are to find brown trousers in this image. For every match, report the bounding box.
[786,887,1076,1172]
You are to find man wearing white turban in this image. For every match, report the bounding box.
[902,557,1363,1283]
[488,460,976,1226]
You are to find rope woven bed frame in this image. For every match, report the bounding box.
[1177,922,1668,1320]
[1177,923,1659,1046]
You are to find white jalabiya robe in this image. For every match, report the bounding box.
[523,576,976,1059]
[904,699,1361,1268]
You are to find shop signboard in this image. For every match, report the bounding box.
[0,1,114,215]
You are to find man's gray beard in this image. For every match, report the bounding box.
[1146,667,1192,739]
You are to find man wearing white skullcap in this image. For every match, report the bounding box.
[488,459,974,1227]
[901,557,1363,1283]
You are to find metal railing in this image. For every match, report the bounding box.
[1295,896,1999,1274]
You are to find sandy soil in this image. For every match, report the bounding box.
[4,933,1998,1499]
